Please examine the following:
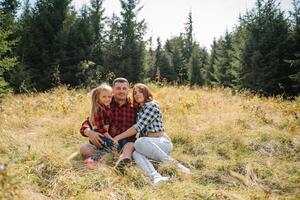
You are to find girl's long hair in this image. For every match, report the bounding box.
[132,83,153,108]
[90,83,112,126]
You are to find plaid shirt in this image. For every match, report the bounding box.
[80,98,136,141]
[93,106,112,133]
[134,101,164,137]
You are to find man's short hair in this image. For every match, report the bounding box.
[112,77,129,86]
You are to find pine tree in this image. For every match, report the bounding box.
[239,0,292,95]
[63,6,96,86]
[25,0,72,90]
[103,13,122,78]
[119,0,146,82]
[164,36,188,83]
[154,37,163,81]
[228,21,249,90]
[287,0,300,94]
[190,44,207,86]
[2,0,32,92]
[154,38,175,82]
[0,28,17,97]
[144,37,155,81]
[89,0,106,65]
[173,45,187,84]
[206,38,218,85]
[213,31,235,87]
[183,11,193,62]
[0,0,20,30]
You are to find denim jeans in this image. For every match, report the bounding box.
[91,135,127,161]
[132,136,174,181]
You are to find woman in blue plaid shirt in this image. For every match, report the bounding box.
[113,83,191,185]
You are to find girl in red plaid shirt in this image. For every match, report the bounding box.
[83,84,117,169]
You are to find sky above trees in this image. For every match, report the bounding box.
[70,0,293,49]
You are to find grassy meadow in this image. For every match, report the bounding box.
[0,85,299,200]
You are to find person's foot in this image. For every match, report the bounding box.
[84,158,97,170]
[84,157,94,164]
[176,162,191,174]
[153,176,169,186]
[114,158,131,174]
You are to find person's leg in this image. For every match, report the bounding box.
[114,142,134,171]
[80,143,98,169]
[134,137,191,173]
[118,142,134,160]
[134,137,173,162]
[80,143,96,159]
[118,139,128,151]
[133,150,169,185]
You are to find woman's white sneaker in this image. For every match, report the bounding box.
[153,176,169,186]
[176,162,191,174]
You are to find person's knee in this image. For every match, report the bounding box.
[132,150,138,160]
[80,144,96,159]
[122,142,134,157]
[124,142,134,149]
[134,137,150,152]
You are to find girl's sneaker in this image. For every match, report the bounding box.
[84,157,97,170]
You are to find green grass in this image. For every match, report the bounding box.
[0,85,299,199]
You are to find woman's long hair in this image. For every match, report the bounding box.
[90,83,112,126]
[132,83,153,108]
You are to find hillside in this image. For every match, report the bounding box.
[0,85,299,200]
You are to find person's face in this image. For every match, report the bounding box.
[98,90,112,106]
[113,82,129,101]
[133,87,145,104]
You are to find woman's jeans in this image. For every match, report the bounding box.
[132,136,174,180]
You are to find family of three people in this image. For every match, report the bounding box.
[79,78,190,185]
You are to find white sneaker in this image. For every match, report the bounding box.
[176,162,191,174]
[153,176,169,186]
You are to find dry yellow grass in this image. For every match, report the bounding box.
[0,85,299,199]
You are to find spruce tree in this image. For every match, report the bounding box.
[239,0,292,95]
[2,0,32,92]
[164,36,188,83]
[103,13,122,78]
[190,44,207,86]
[144,37,155,81]
[154,38,163,81]
[183,11,193,62]
[0,28,17,97]
[287,0,300,94]
[0,0,20,30]
[26,0,72,90]
[119,0,146,82]
[207,38,218,85]
[213,31,235,87]
[89,0,106,65]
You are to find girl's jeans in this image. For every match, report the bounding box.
[132,136,174,180]
[91,136,127,161]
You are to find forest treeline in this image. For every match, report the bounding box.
[0,0,300,97]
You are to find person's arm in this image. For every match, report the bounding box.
[80,118,103,148]
[113,126,137,143]
[103,128,114,141]
[80,119,91,137]
[85,128,104,148]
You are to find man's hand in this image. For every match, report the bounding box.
[84,129,104,148]
[112,136,119,144]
